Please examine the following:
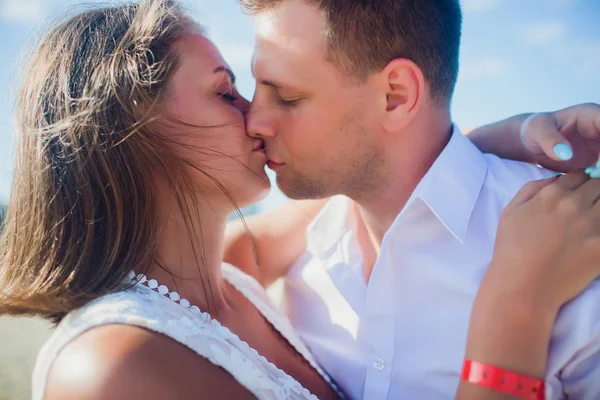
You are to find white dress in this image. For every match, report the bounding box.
[32,263,340,399]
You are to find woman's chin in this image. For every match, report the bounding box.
[249,182,272,206]
[235,181,272,210]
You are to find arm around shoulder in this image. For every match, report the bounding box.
[44,324,255,400]
[224,199,327,287]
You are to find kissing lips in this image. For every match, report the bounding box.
[266,160,284,170]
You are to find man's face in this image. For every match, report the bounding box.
[247,0,385,200]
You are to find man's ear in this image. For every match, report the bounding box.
[378,58,424,132]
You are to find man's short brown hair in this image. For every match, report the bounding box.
[240,0,462,104]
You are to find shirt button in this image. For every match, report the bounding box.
[373,357,385,371]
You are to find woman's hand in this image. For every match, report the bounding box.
[457,173,600,399]
[467,102,600,174]
[520,103,600,172]
[490,173,600,310]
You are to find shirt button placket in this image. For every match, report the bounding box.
[362,255,397,400]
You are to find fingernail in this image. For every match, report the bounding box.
[591,169,600,179]
[596,159,600,169]
[585,165,596,176]
[553,143,573,161]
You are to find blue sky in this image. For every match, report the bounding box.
[0,0,599,209]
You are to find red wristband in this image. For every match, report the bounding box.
[461,359,545,400]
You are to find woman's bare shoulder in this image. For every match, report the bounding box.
[44,324,255,400]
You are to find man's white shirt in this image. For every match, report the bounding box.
[277,126,600,400]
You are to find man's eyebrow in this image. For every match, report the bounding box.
[260,79,283,89]
[250,62,288,90]
[213,66,236,84]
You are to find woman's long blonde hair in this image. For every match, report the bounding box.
[0,0,226,322]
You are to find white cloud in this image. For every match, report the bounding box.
[0,0,44,24]
[461,0,500,14]
[217,42,254,69]
[460,57,509,81]
[521,21,566,46]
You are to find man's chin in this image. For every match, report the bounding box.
[276,175,331,201]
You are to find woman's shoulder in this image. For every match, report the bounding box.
[32,284,228,399]
[34,279,311,400]
[50,282,209,336]
[41,284,184,342]
[43,324,255,400]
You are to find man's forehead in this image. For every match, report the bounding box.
[253,1,327,55]
[249,1,347,89]
[251,42,305,87]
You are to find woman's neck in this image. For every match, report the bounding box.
[147,190,231,315]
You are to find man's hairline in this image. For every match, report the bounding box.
[246,2,453,104]
[246,1,368,82]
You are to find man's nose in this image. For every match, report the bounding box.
[246,101,277,139]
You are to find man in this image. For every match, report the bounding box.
[226,0,600,398]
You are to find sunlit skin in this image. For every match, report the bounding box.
[247,0,452,277]
[44,31,339,400]
[148,31,272,311]
[247,1,385,200]
[160,32,270,208]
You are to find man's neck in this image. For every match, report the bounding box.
[353,115,453,281]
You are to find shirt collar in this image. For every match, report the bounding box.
[306,125,488,256]
[306,195,354,258]
[406,125,487,243]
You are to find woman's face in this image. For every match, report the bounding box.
[160,31,269,209]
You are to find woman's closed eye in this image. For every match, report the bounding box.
[219,90,239,103]
[215,75,239,104]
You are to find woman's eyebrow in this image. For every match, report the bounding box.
[213,66,236,84]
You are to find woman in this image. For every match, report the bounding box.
[0,1,599,399]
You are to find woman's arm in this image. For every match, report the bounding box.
[456,292,556,399]
[457,174,600,399]
[467,113,533,161]
[224,199,328,287]
[468,103,600,172]
[456,293,556,399]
